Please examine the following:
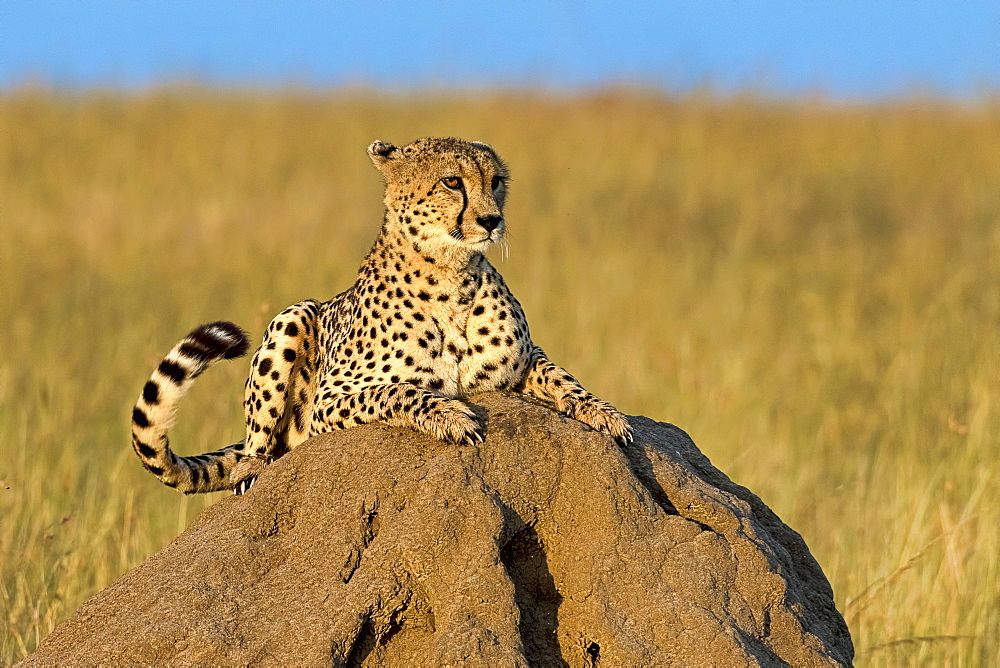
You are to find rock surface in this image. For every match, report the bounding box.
[23,393,853,666]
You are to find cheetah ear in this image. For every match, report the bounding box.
[367,140,398,169]
[469,141,494,153]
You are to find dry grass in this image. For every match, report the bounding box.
[0,88,997,664]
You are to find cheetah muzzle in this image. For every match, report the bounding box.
[131,137,633,495]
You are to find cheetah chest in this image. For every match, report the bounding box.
[420,279,531,398]
[461,295,529,393]
[321,262,532,401]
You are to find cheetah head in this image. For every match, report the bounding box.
[368,137,510,258]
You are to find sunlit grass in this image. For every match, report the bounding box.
[1,89,997,664]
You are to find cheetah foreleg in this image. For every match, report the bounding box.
[517,346,633,444]
[310,384,485,445]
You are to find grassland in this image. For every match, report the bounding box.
[0,88,997,664]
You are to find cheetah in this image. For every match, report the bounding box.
[131,137,633,495]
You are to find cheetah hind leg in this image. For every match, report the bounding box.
[234,299,321,495]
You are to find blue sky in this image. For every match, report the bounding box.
[1,1,998,98]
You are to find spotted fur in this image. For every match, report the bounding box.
[132,137,633,494]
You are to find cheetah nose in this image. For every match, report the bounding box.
[477,215,503,232]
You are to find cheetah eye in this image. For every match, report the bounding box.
[441,176,463,190]
[491,175,504,191]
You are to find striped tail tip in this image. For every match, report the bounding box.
[185,321,250,361]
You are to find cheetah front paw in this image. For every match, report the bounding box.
[560,396,634,446]
[231,456,269,495]
[420,399,485,445]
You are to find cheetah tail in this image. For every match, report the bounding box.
[131,321,250,494]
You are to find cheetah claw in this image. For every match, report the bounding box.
[613,429,635,448]
[451,426,485,446]
[231,455,269,495]
[234,475,256,495]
